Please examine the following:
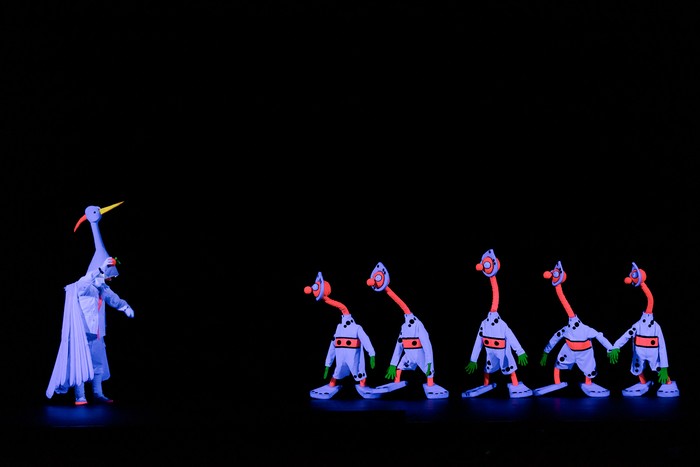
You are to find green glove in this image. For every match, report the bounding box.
[370,355,376,369]
[385,364,397,381]
[425,362,432,377]
[658,367,669,384]
[323,366,330,379]
[540,352,548,366]
[465,361,478,374]
[608,348,620,364]
[518,353,528,366]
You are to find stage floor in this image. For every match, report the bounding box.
[4,389,694,466]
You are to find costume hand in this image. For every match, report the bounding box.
[658,367,669,384]
[540,352,548,366]
[323,366,330,379]
[370,355,376,369]
[101,257,115,272]
[608,348,620,364]
[122,305,134,318]
[518,353,528,366]
[385,365,397,381]
[465,361,478,374]
[425,362,432,377]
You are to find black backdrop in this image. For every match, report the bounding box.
[3,0,698,419]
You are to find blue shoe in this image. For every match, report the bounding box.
[508,383,533,398]
[462,383,497,398]
[622,381,652,397]
[310,384,341,400]
[657,381,679,398]
[580,382,610,397]
[533,382,568,396]
[93,394,113,404]
[424,383,449,399]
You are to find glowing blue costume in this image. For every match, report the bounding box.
[46,202,134,405]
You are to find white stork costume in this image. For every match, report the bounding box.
[46,202,134,404]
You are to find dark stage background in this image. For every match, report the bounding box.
[3,1,698,465]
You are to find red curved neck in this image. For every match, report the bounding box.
[490,275,499,312]
[641,282,654,314]
[556,284,575,318]
[386,287,412,314]
[323,296,349,315]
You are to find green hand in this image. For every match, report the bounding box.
[385,365,397,381]
[608,348,620,364]
[658,367,669,384]
[465,361,478,374]
[323,366,330,379]
[540,352,548,366]
[425,362,432,377]
[518,353,528,366]
[370,355,376,369]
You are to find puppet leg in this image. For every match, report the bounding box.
[91,373,113,403]
[75,383,87,406]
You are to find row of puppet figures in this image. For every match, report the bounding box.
[303,251,680,400]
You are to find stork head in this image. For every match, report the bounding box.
[544,260,566,286]
[304,272,327,301]
[367,262,390,292]
[624,262,646,287]
[74,201,124,276]
[476,249,499,277]
[73,201,124,233]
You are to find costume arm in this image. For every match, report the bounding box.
[357,326,376,357]
[591,328,614,352]
[657,326,669,368]
[324,339,336,368]
[103,288,131,314]
[613,326,636,349]
[505,326,525,356]
[389,338,403,366]
[418,322,434,363]
[543,329,564,354]
[468,325,484,363]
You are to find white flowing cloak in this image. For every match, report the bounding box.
[45,283,94,398]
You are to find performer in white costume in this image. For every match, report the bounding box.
[366,262,449,400]
[463,249,532,398]
[607,262,679,397]
[304,272,387,399]
[46,202,135,405]
[534,260,615,397]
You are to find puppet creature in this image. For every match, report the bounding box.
[463,249,532,398]
[533,260,614,397]
[607,262,679,397]
[46,202,135,405]
[366,262,449,399]
[304,272,387,400]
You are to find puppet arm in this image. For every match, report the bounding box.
[518,353,528,366]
